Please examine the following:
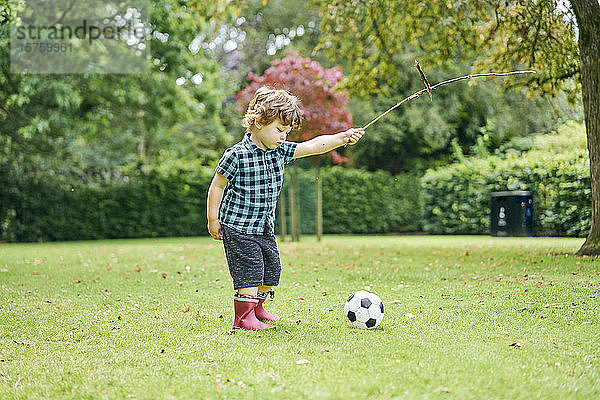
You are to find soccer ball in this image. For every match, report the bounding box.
[344,290,384,329]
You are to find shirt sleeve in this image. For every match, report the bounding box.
[215,148,238,181]
[278,141,298,165]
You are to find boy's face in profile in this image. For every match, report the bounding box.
[254,119,292,149]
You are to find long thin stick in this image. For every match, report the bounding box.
[362,70,536,130]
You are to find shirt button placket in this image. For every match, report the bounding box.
[263,152,270,232]
[267,153,275,232]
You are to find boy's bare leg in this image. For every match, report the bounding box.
[254,285,279,321]
[236,286,271,296]
[258,285,272,293]
[237,286,259,296]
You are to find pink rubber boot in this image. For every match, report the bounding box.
[233,294,276,330]
[255,290,281,322]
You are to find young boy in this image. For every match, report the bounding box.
[207,86,363,330]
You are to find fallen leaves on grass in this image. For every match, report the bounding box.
[509,342,522,349]
[296,359,311,365]
[215,378,247,389]
[14,377,24,389]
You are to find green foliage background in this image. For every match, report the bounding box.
[276,167,421,236]
[0,0,589,242]
[0,163,421,242]
[0,162,213,242]
[421,122,590,236]
[2,122,589,241]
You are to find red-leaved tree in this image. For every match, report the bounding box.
[236,51,352,164]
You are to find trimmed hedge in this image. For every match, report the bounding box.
[421,126,590,237]
[1,165,213,242]
[1,164,421,242]
[4,121,589,242]
[276,167,421,235]
[321,167,421,234]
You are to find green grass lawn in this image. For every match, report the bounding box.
[1,235,598,399]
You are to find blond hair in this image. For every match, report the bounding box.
[242,86,302,130]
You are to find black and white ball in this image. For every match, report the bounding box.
[344,290,384,329]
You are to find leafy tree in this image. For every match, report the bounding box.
[0,0,239,240]
[212,0,324,83]
[315,0,600,255]
[347,60,578,174]
[236,51,352,164]
[0,0,237,181]
[203,0,327,141]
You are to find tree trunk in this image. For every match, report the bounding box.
[138,134,146,160]
[571,0,600,256]
[316,168,323,241]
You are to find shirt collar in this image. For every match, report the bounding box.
[243,131,273,153]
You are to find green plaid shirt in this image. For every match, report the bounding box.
[216,132,297,234]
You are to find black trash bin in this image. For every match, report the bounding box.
[490,191,534,237]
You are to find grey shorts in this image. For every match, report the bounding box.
[222,224,282,290]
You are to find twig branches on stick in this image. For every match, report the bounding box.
[362,64,536,130]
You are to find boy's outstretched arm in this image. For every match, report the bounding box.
[293,128,364,159]
[207,172,228,240]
